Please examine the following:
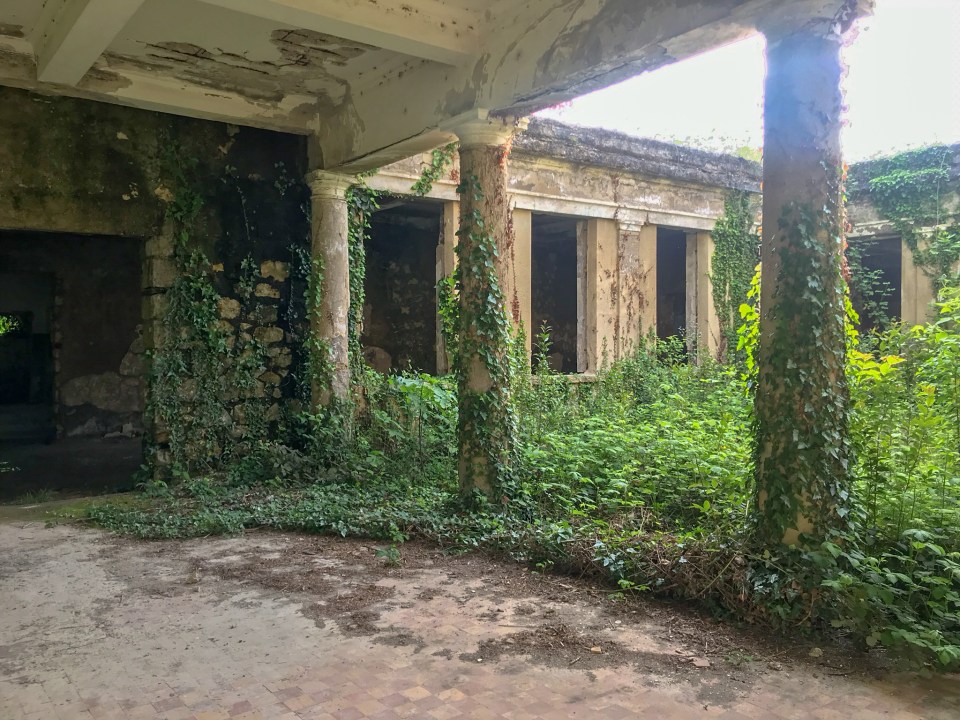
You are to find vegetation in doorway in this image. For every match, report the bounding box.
[854,145,960,290]
[845,239,896,331]
[710,190,759,362]
[0,314,18,337]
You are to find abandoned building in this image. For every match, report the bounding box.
[1,0,956,517]
[362,119,951,375]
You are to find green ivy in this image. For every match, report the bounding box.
[454,173,518,505]
[711,190,759,363]
[346,180,379,374]
[753,200,852,544]
[854,146,960,291]
[147,137,274,475]
[411,143,458,197]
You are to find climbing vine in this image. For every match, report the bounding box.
[753,198,852,545]
[347,178,379,374]
[854,145,960,291]
[454,172,518,505]
[148,137,267,475]
[711,190,759,362]
[411,142,458,197]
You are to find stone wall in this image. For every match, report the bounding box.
[0,86,309,460]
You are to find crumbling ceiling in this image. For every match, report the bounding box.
[0,0,867,170]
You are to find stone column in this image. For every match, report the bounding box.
[685,231,719,360]
[454,115,526,500]
[506,207,533,359]
[616,222,653,357]
[583,217,619,372]
[306,170,353,408]
[436,200,459,374]
[637,223,659,345]
[901,238,936,326]
[755,17,853,545]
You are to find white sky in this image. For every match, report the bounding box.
[536,0,960,161]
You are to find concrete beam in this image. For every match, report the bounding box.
[195,0,478,66]
[34,0,146,86]
[321,0,858,170]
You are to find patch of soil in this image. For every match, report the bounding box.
[373,630,426,652]
[120,531,889,692]
[459,621,750,706]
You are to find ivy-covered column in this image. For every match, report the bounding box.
[453,115,526,501]
[306,170,353,408]
[755,16,856,545]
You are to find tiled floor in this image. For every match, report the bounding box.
[1,521,957,720]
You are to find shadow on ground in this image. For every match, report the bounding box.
[0,437,141,502]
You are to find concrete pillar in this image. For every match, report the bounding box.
[306,170,353,408]
[755,18,852,545]
[584,217,619,373]
[900,238,936,326]
[617,222,657,356]
[685,231,720,360]
[453,114,526,500]
[436,200,459,374]
[506,207,533,358]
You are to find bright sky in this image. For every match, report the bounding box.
[536,0,960,161]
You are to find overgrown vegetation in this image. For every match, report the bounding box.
[0,314,18,337]
[90,144,960,672]
[148,140,271,475]
[852,145,960,291]
[710,191,759,362]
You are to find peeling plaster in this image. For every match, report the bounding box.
[0,23,24,38]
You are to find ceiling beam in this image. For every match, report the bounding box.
[34,0,146,86]
[195,0,477,66]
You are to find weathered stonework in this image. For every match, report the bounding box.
[0,86,309,464]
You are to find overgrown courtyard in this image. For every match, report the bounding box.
[68,143,960,672]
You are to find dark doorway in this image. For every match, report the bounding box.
[656,228,687,341]
[0,274,55,442]
[362,197,442,374]
[0,232,144,501]
[849,237,902,333]
[532,213,578,372]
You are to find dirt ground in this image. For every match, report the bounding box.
[0,512,958,719]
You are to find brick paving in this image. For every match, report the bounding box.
[1,522,957,720]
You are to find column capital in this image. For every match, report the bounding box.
[453,110,528,149]
[306,170,353,200]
